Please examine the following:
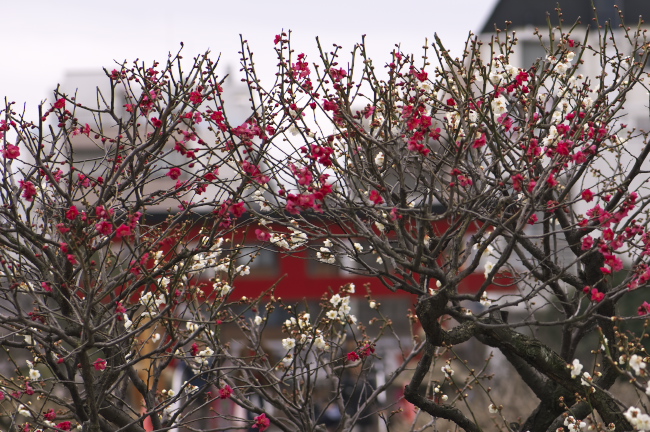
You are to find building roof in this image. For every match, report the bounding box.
[480,0,650,33]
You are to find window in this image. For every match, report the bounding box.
[236,245,280,279]
[521,40,547,69]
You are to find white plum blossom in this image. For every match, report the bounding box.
[468,110,478,124]
[123,315,133,330]
[542,125,558,147]
[29,368,41,380]
[282,338,296,350]
[271,235,290,250]
[317,247,336,264]
[375,221,386,232]
[445,111,460,128]
[314,336,327,350]
[289,229,308,248]
[637,415,650,431]
[236,265,250,276]
[353,243,363,253]
[564,416,586,431]
[254,315,263,325]
[488,404,499,414]
[298,313,311,329]
[629,355,647,375]
[338,303,352,318]
[216,282,232,296]
[326,310,338,320]
[198,347,214,358]
[491,95,508,116]
[441,364,454,378]
[480,292,492,307]
[369,300,377,309]
[581,372,592,387]
[484,261,494,279]
[374,152,385,167]
[152,333,161,343]
[18,405,31,417]
[569,359,583,379]
[625,406,650,431]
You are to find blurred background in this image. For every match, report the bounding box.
[0,0,498,110]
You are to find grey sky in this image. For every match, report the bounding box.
[2,0,498,112]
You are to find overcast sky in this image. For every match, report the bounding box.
[2,0,499,113]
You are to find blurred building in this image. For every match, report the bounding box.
[480,0,650,130]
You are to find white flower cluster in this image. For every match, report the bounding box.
[252,189,272,212]
[569,359,583,379]
[196,346,214,367]
[235,265,250,276]
[186,321,200,333]
[629,354,647,376]
[161,388,176,397]
[26,360,40,381]
[479,292,492,307]
[269,229,308,250]
[433,385,448,401]
[317,239,336,264]
[484,261,494,279]
[441,364,454,379]
[151,250,166,269]
[123,314,134,330]
[488,60,520,86]
[212,280,232,297]
[313,335,328,350]
[18,405,31,417]
[139,291,166,318]
[564,416,586,431]
[542,124,559,147]
[188,243,223,274]
[374,152,385,168]
[624,407,650,431]
[328,294,355,322]
[281,311,329,352]
[282,338,296,350]
[445,111,461,128]
[491,95,508,116]
[547,51,575,75]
